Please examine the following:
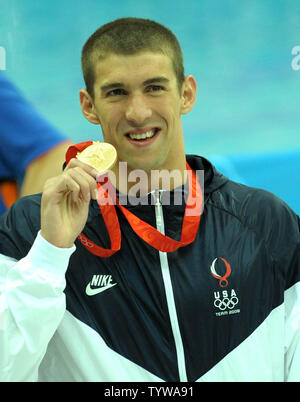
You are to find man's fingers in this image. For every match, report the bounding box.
[67,167,98,202]
[65,158,100,179]
[51,173,81,203]
[44,165,98,204]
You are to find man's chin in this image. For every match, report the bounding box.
[120,157,163,173]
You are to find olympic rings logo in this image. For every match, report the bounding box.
[214,295,239,311]
[78,233,94,248]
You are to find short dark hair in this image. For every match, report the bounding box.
[81,17,185,98]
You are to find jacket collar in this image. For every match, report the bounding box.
[186,154,228,195]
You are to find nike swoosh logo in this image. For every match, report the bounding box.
[85,282,117,296]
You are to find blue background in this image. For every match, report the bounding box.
[0,0,299,213]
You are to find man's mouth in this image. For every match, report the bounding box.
[125,128,160,142]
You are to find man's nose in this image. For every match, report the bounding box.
[125,94,152,124]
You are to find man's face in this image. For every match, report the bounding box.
[84,52,195,172]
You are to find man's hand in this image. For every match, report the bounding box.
[40,158,99,248]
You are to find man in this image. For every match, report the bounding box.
[0,18,299,382]
[0,72,72,214]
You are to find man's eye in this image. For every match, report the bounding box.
[147,85,164,93]
[107,88,126,97]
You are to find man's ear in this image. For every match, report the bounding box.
[79,89,101,125]
[180,75,197,115]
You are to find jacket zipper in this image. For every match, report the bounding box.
[154,190,188,382]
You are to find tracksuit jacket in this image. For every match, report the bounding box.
[0,155,299,382]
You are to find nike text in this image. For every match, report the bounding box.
[86,274,117,296]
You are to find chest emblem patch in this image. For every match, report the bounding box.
[210,258,240,317]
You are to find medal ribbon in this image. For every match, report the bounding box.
[65,142,203,257]
[116,164,202,252]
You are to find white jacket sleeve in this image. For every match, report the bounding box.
[284,281,300,381]
[0,231,75,381]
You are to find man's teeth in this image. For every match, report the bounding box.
[128,130,156,140]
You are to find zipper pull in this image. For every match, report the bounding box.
[154,189,161,205]
[154,189,163,228]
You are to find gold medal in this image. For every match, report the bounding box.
[76,141,117,174]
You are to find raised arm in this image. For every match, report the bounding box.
[0,158,98,381]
